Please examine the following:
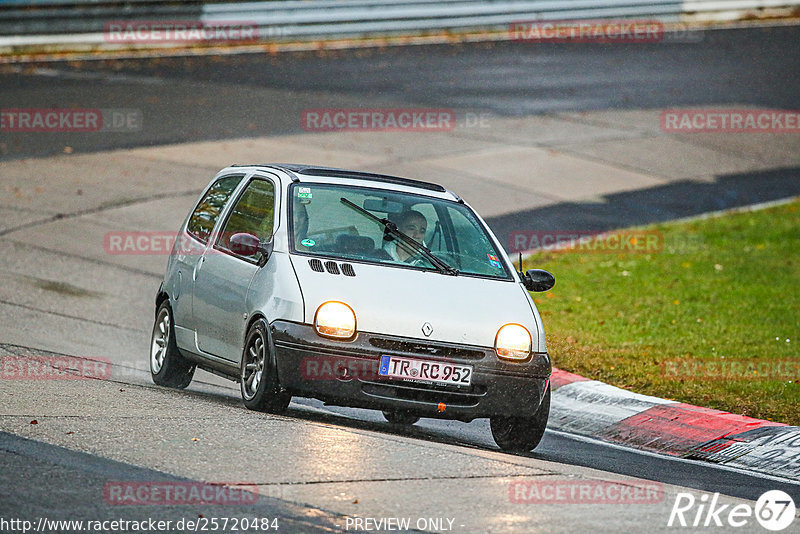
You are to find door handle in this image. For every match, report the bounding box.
[193,256,205,281]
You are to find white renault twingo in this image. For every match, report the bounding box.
[151,164,555,451]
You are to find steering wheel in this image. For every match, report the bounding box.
[403,252,429,267]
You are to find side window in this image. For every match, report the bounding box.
[445,206,507,276]
[217,178,276,262]
[186,175,244,244]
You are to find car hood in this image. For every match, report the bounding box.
[291,256,546,352]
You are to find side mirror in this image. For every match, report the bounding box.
[229,233,260,257]
[230,233,274,266]
[522,269,555,292]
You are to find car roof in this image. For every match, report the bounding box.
[230,163,459,199]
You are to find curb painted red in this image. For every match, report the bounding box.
[598,403,785,455]
[550,367,591,390]
[549,367,800,481]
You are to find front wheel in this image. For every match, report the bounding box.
[240,319,291,413]
[490,384,550,453]
[150,301,195,389]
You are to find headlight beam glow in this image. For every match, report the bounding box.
[314,301,357,339]
[495,323,532,361]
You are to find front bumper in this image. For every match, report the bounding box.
[271,320,550,421]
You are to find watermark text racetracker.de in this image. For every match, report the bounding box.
[509,479,664,504]
[104,481,258,506]
[509,19,702,43]
[301,108,491,132]
[510,19,663,43]
[302,355,380,381]
[104,20,263,43]
[103,230,288,256]
[0,516,279,533]
[1,355,112,381]
[509,230,664,254]
[107,230,326,256]
[661,109,800,133]
[105,231,189,255]
[1,108,142,133]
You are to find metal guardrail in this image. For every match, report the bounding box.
[0,2,203,35]
[0,0,798,44]
[204,0,688,38]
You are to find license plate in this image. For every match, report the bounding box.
[378,355,472,386]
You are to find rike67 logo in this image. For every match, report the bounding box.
[668,490,796,531]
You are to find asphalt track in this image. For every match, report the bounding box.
[3,352,799,531]
[1,25,799,160]
[1,23,800,533]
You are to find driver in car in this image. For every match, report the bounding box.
[383,210,428,262]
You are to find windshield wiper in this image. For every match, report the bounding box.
[340,197,459,276]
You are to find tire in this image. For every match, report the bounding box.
[150,301,195,389]
[382,411,420,426]
[490,384,550,453]
[240,319,291,413]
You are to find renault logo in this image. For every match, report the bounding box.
[421,322,433,337]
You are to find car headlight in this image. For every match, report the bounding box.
[314,301,356,339]
[495,323,531,361]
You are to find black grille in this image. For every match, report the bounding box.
[340,263,356,277]
[308,259,324,272]
[324,261,340,275]
[368,336,487,361]
[361,380,486,407]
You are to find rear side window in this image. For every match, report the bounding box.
[186,175,244,244]
[217,178,276,262]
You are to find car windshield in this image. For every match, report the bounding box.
[289,183,511,279]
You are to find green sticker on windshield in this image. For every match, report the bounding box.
[301,239,315,247]
[298,187,312,199]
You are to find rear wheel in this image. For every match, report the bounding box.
[382,411,420,425]
[490,384,550,453]
[150,301,195,389]
[240,319,291,413]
